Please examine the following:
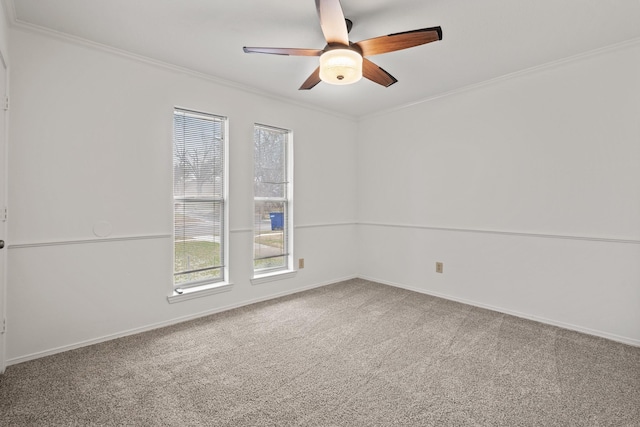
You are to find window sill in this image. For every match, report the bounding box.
[167,282,233,304]
[251,270,297,286]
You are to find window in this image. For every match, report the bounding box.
[253,124,293,275]
[173,108,227,291]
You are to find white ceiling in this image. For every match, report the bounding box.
[9,0,640,118]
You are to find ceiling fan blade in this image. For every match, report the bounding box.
[299,67,322,90]
[356,26,442,56]
[243,47,323,56]
[362,58,398,87]
[316,0,349,45]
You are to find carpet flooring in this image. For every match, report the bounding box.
[1,278,639,426]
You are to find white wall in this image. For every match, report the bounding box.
[6,22,640,364]
[6,28,358,362]
[357,41,640,345]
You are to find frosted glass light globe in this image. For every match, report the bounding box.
[319,49,363,85]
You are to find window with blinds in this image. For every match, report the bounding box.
[254,124,292,274]
[173,108,226,290]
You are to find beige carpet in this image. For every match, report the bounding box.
[1,278,639,426]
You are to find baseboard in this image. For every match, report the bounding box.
[359,275,640,348]
[12,272,634,367]
[6,275,357,366]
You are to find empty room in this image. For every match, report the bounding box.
[1,0,639,425]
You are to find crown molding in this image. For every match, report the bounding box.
[361,36,640,121]
[6,5,357,123]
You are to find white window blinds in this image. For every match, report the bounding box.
[173,108,226,288]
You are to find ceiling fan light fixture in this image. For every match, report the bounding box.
[319,48,362,85]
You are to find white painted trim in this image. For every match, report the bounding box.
[167,282,233,304]
[296,222,357,229]
[7,19,356,123]
[6,274,357,366]
[251,270,297,285]
[7,1,640,123]
[358,222,640,245]
[238,222,357,232]
[10,272,635,366]
[7,223,358,249]
[361,36,640,121]
[8,234,172,249]
[359,275,640,348]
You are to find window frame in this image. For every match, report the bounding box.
[171,107,230,297]
[252,123,294,281]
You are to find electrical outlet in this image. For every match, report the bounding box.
[436,262,444,273]
[298,258,305,269]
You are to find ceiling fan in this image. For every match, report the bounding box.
[243,0,442,90]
